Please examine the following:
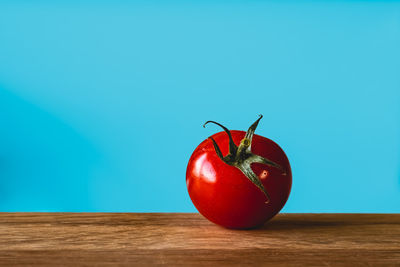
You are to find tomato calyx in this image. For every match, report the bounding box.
[203,115,286,203]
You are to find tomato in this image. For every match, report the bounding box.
[186,115,292,229]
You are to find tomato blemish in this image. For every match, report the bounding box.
[260,170,268,180]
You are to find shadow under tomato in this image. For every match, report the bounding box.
[254,214,399,231]
[260,218,348,231]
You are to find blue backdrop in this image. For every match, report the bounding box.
[0,1,399,212]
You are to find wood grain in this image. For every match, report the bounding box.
[0,213,399,266]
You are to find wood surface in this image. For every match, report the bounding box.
[0,213,399,266]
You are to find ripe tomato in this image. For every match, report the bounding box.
[186,115,292,229]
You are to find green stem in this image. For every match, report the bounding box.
[204,115,285,203]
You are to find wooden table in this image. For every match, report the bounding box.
[0,213,399,266]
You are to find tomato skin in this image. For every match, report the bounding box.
[186,130,292,229]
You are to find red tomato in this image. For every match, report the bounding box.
[186,115,292,229]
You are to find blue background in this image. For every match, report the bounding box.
[0,1,399,212]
